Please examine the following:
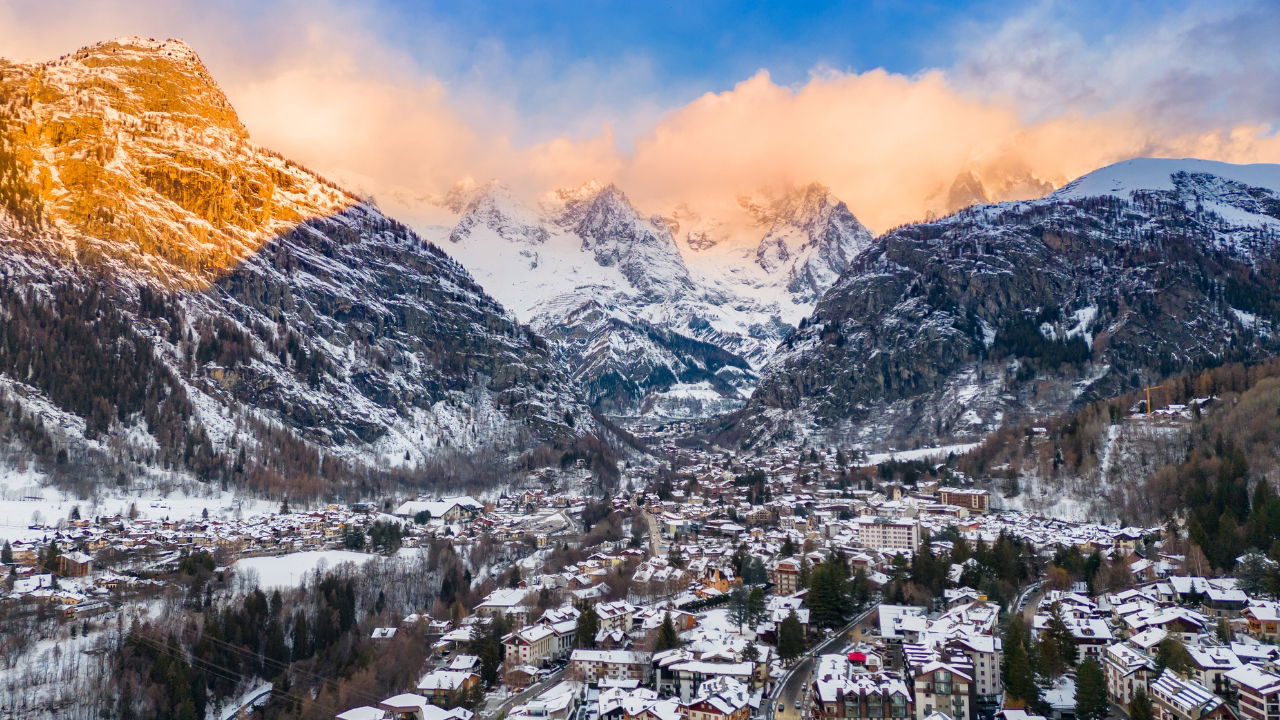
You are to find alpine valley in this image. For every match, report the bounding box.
[2,36,1280,515]
[10,17,1280,720]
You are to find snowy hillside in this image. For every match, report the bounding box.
[0,37,601,496]
[732,158,1280,450]
[1053,158,1280,203]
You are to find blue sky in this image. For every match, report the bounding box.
[377,1,1159,96]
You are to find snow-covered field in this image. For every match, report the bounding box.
[858,442,980,467]
[0,473,278,543]
[232,550,380,589]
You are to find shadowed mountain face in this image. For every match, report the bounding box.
[0,37,595,494]
[726,159,1280,450]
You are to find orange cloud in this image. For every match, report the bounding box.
[2,1,1279,234]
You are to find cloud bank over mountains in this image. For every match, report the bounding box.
[3,0,1278,232]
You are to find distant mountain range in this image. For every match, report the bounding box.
[4,35,1280,499]
[723,158,1280,449]
[427,179,872,417]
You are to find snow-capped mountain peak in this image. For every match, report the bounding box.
[449,181,549,247]
[745,183,873,301]
[0,35,598,491]
[1053,158,1280,203]
[417,175,880,417]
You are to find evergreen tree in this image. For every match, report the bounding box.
[654,611,681,652]
[508,566,522,588]
[806,561,852,628]
[470,615,508,686]
[575,606,600,648]
[290,610,311,661]
[1074,659,1108,720]
[0,540,11,565]
[1043,603,1078,673]
[850,567,871,609]
[1217,617,1233,643]
[41,539,60,573]
[747,586,767,624]
[730,586,751,630]
[668,545,684,568]
[1001,617,1041,710]
[1129,689,1154,720]
[1155,637,1192,675]
[1038,629,1066,680]
[777,610,806,665]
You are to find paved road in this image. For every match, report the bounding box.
[484,669,565,719]
[767,603,880,720]
[641,510,666,556]
[1014,582,1044,624]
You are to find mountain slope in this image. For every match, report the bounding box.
[0,37,596,495]
[952,358,1280,533]
[728,158,1280,449]
[436,180,872,417]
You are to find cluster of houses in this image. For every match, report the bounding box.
[805,568,1280,720]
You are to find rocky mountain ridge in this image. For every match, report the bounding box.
[434,179,873,418]
[727,158,1280,450]
[0,37,601,495]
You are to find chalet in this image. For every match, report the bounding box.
[1149,671,1237,720]
[684,677,755,720]
[1243,602,1280,642]
[1184,646,1241,698]
[416,669,479,705]
[1226,665,1280,720]
[392,497,483,525]
[568,649,650,684]
[375,693,474,720]
[475,588,532,625]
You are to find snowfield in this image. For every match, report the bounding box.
[232,550,381,589]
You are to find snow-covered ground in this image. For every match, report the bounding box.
[0,472,277,543]
[857,443,981,467]
[232,550,381,589]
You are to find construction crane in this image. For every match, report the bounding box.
[1144,384,1166,416]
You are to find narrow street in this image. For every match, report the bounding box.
[768,604,880,720]
[641,509,666,556]
[1016,582,1044,625]
[483,669,565,720]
